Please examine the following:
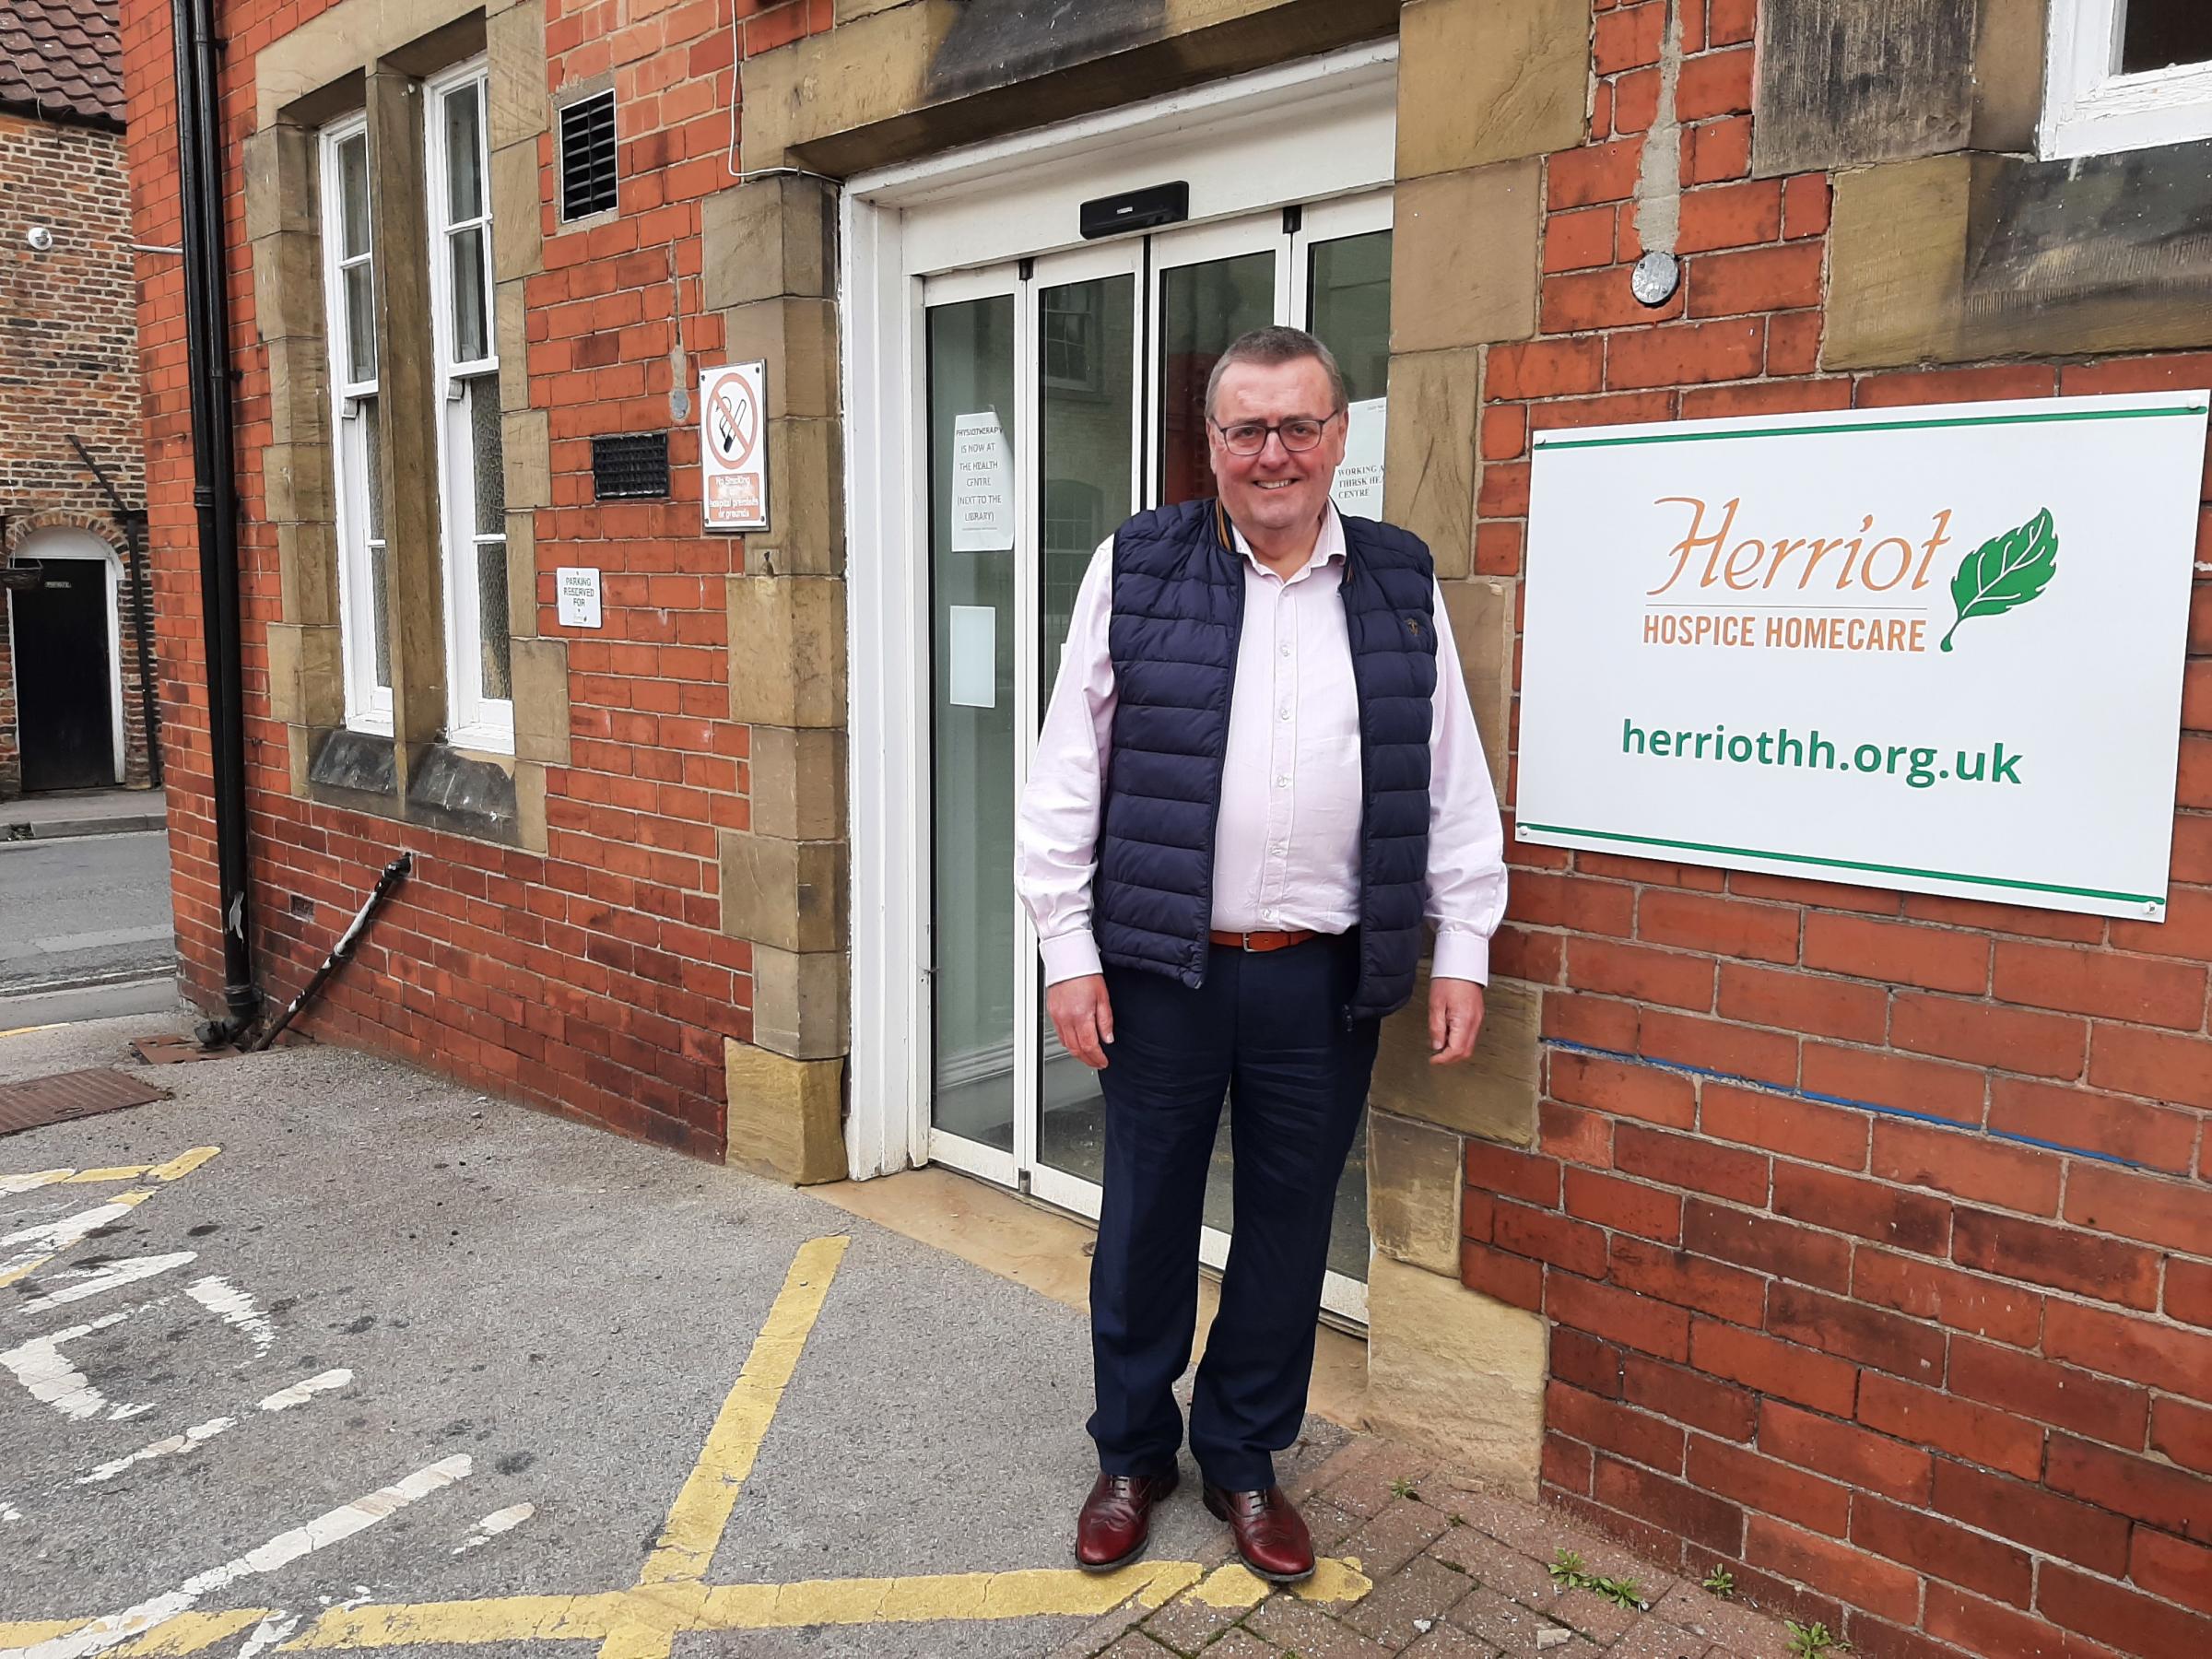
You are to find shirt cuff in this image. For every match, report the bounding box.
[1431,929,1491,985]
[1040,929,1104,985]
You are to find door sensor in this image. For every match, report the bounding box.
[1079,182,1190,241]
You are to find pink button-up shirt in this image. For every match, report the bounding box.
[1016,503,1508,989]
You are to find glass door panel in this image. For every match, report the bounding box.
[1156,249,1276,505]
[1308,229,1392,403]
[1035,262,1139,1195]
[927,290,1020,1163]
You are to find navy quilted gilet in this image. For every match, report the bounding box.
[1093,498,1438,1024]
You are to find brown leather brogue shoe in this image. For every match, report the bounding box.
[1203,1483,1314,1583]
[1075,1469,1179,1572]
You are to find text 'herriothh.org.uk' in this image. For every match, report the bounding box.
[1622,719,2025,791]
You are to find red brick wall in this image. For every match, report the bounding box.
[1464,5,2212,1657]
[0,110,151,794]
[115,0,836,1149]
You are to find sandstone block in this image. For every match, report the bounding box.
[724,1038,847,1183]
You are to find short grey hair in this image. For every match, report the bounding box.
[1204,326,1348,420]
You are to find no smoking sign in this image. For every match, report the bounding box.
[700,361,769,532]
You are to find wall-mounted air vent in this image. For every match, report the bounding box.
[559,91,618,221]
[592,432,668,500]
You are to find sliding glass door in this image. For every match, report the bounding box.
[923,194,1393,1321]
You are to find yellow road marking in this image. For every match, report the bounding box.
[0,1611,269,1659]
[275,1557,1372,1650]
[633,1234,847,1589]
[147,1149,219,1183]
[0,1025,62,1041]
[3,1228,1374,1652]
[1188,1557,1372,1608]
[1,1167,161,1196]
[108,1611,268,1657]
[0,1626,85,1649]
[597,1234,850,1659]
[0,1171,78,1194]
[284,1595,624,1650]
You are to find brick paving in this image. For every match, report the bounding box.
[1048,1437,1806,1659]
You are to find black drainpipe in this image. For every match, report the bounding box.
[171,0,257,1034]
[69,435,164,789]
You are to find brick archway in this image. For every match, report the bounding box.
[4,507,131,561]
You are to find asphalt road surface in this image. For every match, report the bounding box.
[0,832,174,997]
[0,1015,1353,1659]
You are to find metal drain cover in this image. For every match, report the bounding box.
[0,1068,169,1136]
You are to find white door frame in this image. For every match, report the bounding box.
[13,528,127,786]
[841,41,1402,1183]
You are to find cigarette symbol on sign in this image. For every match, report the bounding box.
[709,376,759,469]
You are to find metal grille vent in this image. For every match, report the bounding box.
[592,432,668,500]
[559,91,618,220]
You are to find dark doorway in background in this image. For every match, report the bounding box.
[14,562,116,792]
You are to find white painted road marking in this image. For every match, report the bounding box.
[452,1505,535,1556]
[235,1613,299,1659]
[0,1170,83,1196]
[0,1194,153,1288]
[0,1455,474,1659]
[260,1370,353,1412]
[0,1311,151,1421]
[75,1371,351,1487]
[77,1417,237,1486]
[15,1253,197,1315]
[184,1277,275,1356]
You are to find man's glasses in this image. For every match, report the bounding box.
[1208,410,1343,456]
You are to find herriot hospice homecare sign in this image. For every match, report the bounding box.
[1517,393,2210,921]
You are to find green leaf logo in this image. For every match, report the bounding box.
[1941,508,2058,653]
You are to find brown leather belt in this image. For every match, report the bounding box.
[1209,928,1318,953]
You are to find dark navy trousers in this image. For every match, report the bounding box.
[1088,933,1380,1493]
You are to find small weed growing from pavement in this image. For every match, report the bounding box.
[1390,1476,1420,1500]
[1786,1619,1846,1657]
[1546,1549,1648,1609]
[1702,1566,1735,1599]
[1447,1512,1466,1527]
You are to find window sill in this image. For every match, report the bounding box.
[302,726,528,849]
[443,721,515,759]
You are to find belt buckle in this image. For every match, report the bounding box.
[1241,931,1263,952]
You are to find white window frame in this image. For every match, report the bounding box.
[319,112,394,734]
[2042,0,2212,159]
[425,58,514,753]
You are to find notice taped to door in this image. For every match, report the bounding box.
[1335,396,1385,520]
[952,412,1014,552]
[701,362,768,532]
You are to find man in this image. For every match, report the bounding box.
[1016,326,1508,1583]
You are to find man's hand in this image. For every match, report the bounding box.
[1430,978,1486,1065]
[1048,974,1115,1070]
